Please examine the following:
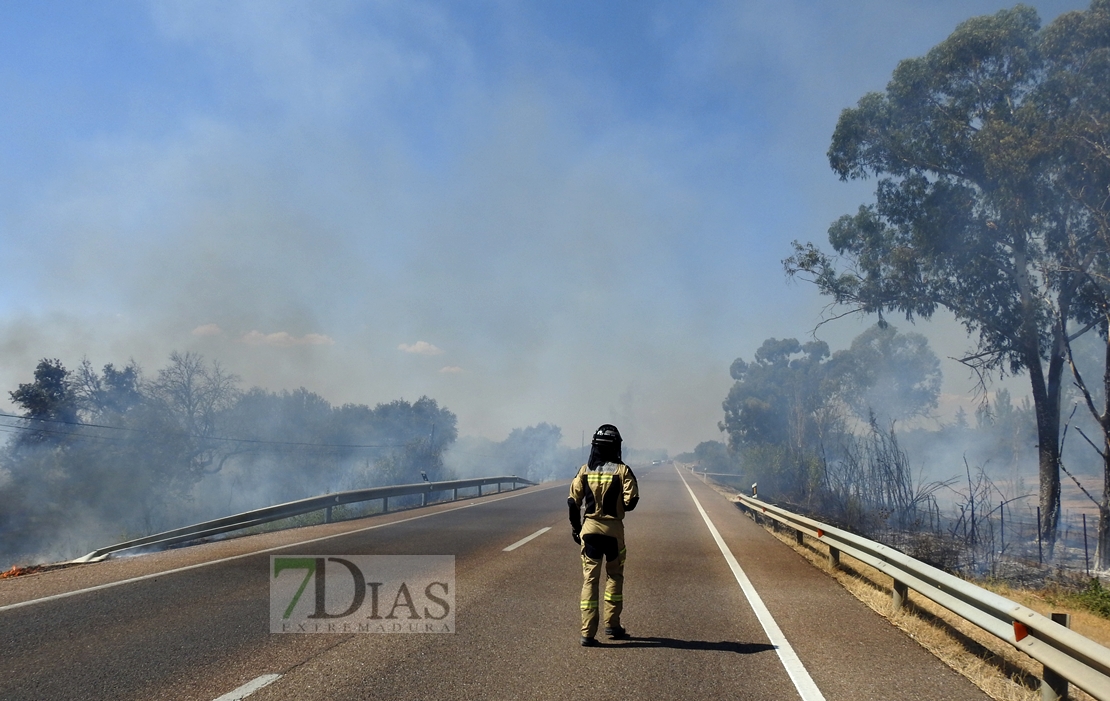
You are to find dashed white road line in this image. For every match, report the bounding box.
[675,465,826,701]
[0,482,566,614]
[212,674,281,701]
[503,526,551,551]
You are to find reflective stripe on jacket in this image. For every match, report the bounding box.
[568,462,639,537]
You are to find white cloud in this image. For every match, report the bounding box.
[239,331,335,347]
[191,323,223,337]
[439,365,463,374]
[399,341,444,356]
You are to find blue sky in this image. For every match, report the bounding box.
[0,1,1089,452]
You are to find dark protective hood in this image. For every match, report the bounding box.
[587,424,622,469]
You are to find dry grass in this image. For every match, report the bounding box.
[695,476,1106,701]
[980,580,1110,649]
[758,520,1050,701]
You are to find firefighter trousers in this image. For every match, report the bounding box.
[579,532,625,638]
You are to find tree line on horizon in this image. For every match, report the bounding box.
[0,351,458,567]
[0,351,591,569]
[693,323,1043,544]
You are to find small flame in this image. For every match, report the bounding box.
[0,564,46,579]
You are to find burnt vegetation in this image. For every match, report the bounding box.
[0,352,584,569]
[0,353,465,567]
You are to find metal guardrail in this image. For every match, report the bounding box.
[73,475,535,564]
[706,472,1110,701]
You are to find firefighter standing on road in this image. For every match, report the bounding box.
[568,424,639,646]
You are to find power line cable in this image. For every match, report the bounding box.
[0,412,409,450]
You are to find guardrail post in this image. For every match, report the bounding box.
[828,546,840,570]
[325,506,333,524]
[422,492,427,506]
[1040,613,1071,701]
[382,496,389,513]
[795,529,804,545]
[892,579,908,610]
[498,481,502,493]
[478,484,483,497]
[453,487,458,501]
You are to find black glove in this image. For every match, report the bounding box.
[572,530,581,545]
[567,497,582,532]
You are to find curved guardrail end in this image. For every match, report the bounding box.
[69,551,110,564]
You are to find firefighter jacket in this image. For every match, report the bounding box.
[568,462,639,539]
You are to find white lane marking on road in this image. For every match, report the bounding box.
[212,674,281,701]
[0,482,566,614]
[676,465,826,701]
[503,526,551,551]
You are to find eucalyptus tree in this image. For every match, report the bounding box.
[1037,0,1110,567]
[722,328,941,502]
[831,323,941,425]
[721,338,843,499]
[785,6,1090,555]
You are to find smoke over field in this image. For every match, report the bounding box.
[2,2,1103,571]
[0,353,459,569]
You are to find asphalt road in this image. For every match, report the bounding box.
[0,463,989,700]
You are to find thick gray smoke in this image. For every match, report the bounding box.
[712,324,1107,516]
[0,353,458,570]
[2,1,1095,570]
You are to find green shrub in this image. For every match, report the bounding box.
[1075,579,1110,619]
